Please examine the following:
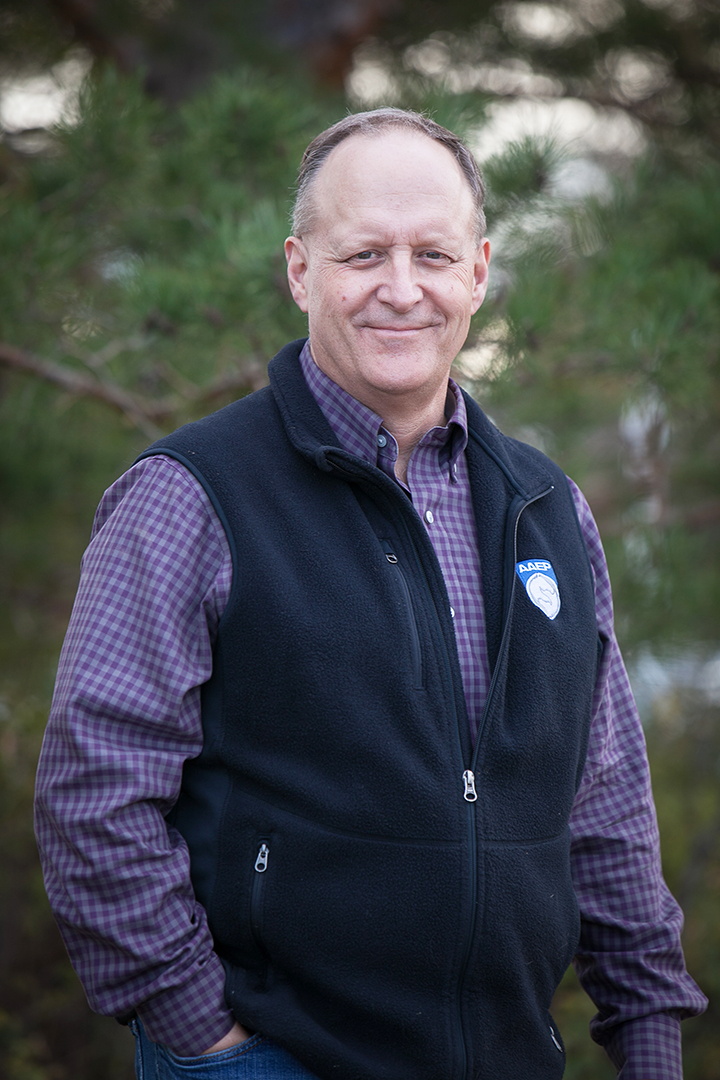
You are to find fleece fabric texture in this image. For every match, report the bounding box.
[137,339,602,1080]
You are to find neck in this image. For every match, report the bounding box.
[306,343,450,485]
[377,387,449,485]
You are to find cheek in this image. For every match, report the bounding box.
[336,286,363,310]
[447,276,477,315]
[322,275,374,318]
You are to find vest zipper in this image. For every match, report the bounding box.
[386,516,472,1080]
[453,485,553,1080]
[251,840,270,959]
[333,454,554,1079]
[454,795,477,1080]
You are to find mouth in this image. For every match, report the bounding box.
[362,324,435,333]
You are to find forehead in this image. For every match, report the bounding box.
[309,129,476,239]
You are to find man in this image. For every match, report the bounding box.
[35,109,705,1079]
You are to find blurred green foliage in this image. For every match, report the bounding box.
[0,67,332,418]
[0,57,718,1078]
[473,152,720,647]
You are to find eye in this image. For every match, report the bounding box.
[421,250,448,261]
[350,250,377,262]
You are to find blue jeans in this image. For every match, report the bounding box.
[129,1018,320,1080]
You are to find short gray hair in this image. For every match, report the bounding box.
[292,108,486,241]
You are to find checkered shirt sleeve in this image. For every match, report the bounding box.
[567,478,707,1077]
[34,456,236,1056]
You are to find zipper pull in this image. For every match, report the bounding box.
[254,843,269,872]
[462,770,477,802]
[381,540,398,564]
[549,1025,563,1052]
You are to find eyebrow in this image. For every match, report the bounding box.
[333,228,467,250]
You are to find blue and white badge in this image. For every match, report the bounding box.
[515,559,561,621]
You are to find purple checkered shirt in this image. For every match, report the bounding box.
[35,341,706,1076]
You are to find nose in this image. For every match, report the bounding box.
[376,253,423,311]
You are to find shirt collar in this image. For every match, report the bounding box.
[298,339,468,477]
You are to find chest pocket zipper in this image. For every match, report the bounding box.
[251,841,270,959]
[381,541,423,689]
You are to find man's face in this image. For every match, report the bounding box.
[285,130,490,412]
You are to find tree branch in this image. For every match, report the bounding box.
[0,341,162,436]
[0,340,262,434]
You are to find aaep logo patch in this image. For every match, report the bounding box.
[515,559,561,621]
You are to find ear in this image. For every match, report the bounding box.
[285,237,310,313]
[470,238,491,315]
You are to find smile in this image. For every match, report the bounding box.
[363,325,434,332]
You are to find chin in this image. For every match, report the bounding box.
[367,372,436,397]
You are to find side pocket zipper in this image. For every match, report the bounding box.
[381,541,423,689]
[250,841,270,958]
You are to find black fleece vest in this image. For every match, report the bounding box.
[138,340,604,1080]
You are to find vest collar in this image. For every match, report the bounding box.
[268,338,554,501]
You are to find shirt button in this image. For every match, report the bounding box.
[377,433,387,447]
[450,606,455,618]
[424,510,434,524]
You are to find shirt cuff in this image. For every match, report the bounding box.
[135,952,236,1057]
[602,1013,683,1079]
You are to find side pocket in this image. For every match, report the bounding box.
[250,840,270,961]
[161,1033,265,1069]
[381,541,423,689]
[548,1016,564,1054]
[129,1017,148,1080]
